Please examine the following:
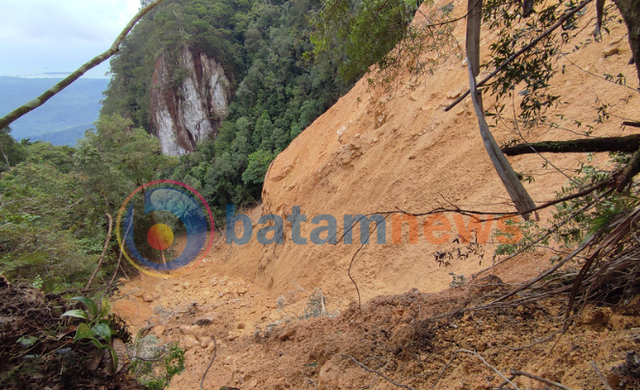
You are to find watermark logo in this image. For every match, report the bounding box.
[119,182,523,278]
[225,205,522,246]
[116,180,215,278]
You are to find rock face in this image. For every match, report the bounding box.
[150,47,231,156]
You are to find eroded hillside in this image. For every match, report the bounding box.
[113,0,640,388]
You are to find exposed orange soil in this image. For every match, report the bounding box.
[113,0,640,388]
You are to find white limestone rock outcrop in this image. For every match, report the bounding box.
[150,47,231,156]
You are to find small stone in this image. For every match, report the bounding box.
[133,290,143,298]
[153,325,166,338]
[194,318,213,326]
[181,335,200,350]
[609,36,624,45]
[117,278,127,284]
[372,137,379,143]
[194,313,221,326]
[603,46,620,57]
[142,293,154,303]
[200,338,212,348]
[237,322,246,330]
[180,325,199,336]
[447,87,462,99]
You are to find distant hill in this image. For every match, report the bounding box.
[29,125,96,146]
[0,76,109,145]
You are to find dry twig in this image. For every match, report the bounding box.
[433,349,519,389]
[341,354,417,390]
[590,361,614,390]
[200,334,218,390]
[511,370,575,390]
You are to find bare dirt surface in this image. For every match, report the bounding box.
[114,0,640,388]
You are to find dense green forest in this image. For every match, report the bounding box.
[101,0,369,222]
[0,119,175,292]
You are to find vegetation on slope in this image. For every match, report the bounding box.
[101,0,377,222]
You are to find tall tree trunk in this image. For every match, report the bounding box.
[465,0,537,219]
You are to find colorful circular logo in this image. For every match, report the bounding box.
[116,180,214,278]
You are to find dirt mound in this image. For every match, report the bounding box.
[115,262,640,389]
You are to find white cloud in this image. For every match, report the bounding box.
[0,0,141,78]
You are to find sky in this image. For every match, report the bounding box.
[0,0,141,78]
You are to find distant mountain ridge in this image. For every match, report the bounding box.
[0,76,109,145]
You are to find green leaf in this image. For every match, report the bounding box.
[17,336,38,347]
[107,345,118,373]
[99,297,111,319]
[71,296,98,318]
[62,309,89,320]
[74,323,96,341]
[92,323,111,344]
[90,338,103,349]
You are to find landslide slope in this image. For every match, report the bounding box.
[210,0,637,302]
[114,0,640,388]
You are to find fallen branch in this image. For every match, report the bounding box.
[491,231,599,305]
[511,369,575,390]
[0,0,167,130]
[623,121,640,128]
[200,334,217,390]
[341,354,417,390]
[501,135,640,156]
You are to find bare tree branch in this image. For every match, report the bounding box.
[0,144,11,172]
[444,0,593,112]
[0,0,167,130]
[502,135,640,156]
[84,213,113,293]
